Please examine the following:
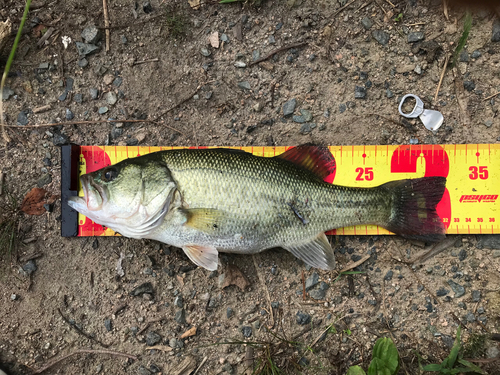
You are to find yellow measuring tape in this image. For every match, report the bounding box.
[74,144,500,237]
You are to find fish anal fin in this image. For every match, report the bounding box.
[182,245,219,271]
[276,145,336,180]
[182,208,223,233]
[283,233,336,270]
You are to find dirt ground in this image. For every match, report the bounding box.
[1,0,500,374]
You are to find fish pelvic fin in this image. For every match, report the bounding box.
[182,208,224,234]
[283,233,336,270]
[382,176,446,242]
[183,244,219,271]
[275,145,336,180]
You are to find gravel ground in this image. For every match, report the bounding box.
[1,0,500,374]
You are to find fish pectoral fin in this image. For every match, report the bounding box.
[283,233,336,270]
[182,245,219,271]
[181,208,224,233]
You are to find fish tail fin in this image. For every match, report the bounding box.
[381,177,446,242]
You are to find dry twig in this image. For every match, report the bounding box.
[32,349,137,374]
[103,0,110,51]
[332,0,358,17]
[340,254,370,273]
[132,58,159,66]
[484,91,500,101]
[434,54,449,102]
[57,308,110,348]
[249,42,307,66]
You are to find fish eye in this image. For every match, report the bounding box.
[102,168,119,182]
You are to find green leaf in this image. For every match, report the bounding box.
[422,363,442,371]
[219,0,241,3]
[367,338,400,375]
[347,365,367,375]
[457,359,486,374]
[447,326,461,368]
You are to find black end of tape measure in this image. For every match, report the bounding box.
[61,144,80,237]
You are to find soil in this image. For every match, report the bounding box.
[1,0,500,374]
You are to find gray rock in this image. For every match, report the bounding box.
[309,289,326,300]
[354,86,366,99]
[17,110,29,125]
[463,81,475,92]
[11,294,19,301]
[137,365,152,375]
[169,338,184,349]
[386,89,394,98]
[130,282,154,297]
[293,114,306,123]
[300,109,313,121]
[104,318,112,332]
[368,299,377,306]
[372,30,390,45]
[465,312,476,322]
[484,120,493,128]
[143,1,153,13]
[361,17,373,30]
[459,50,469,62]
[492,19,500,42]
[74,93,83,104]
[110,126,123,140]
[22,260,37,275]
[408,31,424,43]
[175,309,186,324]
[241,326,252,337]
[441,335,454,349]
[65,108,74,120]
[472,290,481,302]
[252,50,260,61]
[113,77,123,87]
[81,25,101,44]
[75,42,99,57]
[458,249,467,261]
[237,81,251,90]
[105,92,118,105]
[200,48,211,57]
[2,87,14,100]
[121,35,128,45]
[305,272,319,291]
[487,345,500,358]
[319,281,329,291]
[471,50,482,59]
[174,295,183,308]
[66,77,74,91]
[234,61,247,68]
[269,35,276,44]
[436,287,449,297]
[283,98,297,116]
[226,307,233,318]
[98,106,109,114]
[493,250,500,258]
[384,270,393,281]
[220,33,229,42]
[59,91,68,101]
[90,88,99,100]
[479,235,500,249]
[447,280,465,298]
[37,174,52,188]
[146,331,162,346]
[52,133,69,146]
[38,62,49,70]
[300,123,316,134]
[339,103,347,113]
[296,311,311,325]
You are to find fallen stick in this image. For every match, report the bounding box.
[103,0,110,51]
[434,54,449,102]
[340,254,370,273]
[249,42,307,66]
[32,349,137,374]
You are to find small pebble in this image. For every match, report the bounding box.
[372,30,390,45]
[98,106,109,115]
[354,86,366,99]
[238,81,251,90]
[283,98,297,116]
[65,108,74,120]
[90,88,99,99]
[146,331,162,346]
[296,311,311,325]
[200,48,211,57]
[407,31,424,43]
[241,326,252,337]
[104,318,112,332]
[463,81,475,92]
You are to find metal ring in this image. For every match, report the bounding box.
[398,94,424,118]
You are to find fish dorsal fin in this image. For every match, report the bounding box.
[181,208,224,234]
[276,145,336,180]
[182,245,219,271]
[283,233,336,270]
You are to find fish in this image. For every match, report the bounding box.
[67,145,447,271]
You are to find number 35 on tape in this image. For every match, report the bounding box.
[69,144,500,237]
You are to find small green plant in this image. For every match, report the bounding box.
[347,337,400,375]
[451,11,472,68]
[165,12,188,39]
[421,326,485,374]
[394,13,403,22]
[1,0,32,142]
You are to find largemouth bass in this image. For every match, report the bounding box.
[68,145,446,271]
